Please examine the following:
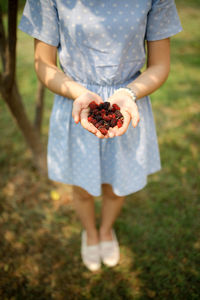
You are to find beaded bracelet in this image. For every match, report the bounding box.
[114,87,137,103]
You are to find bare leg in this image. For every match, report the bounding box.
[99,184,125,241]
[72,186,99,245]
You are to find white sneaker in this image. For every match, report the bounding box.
[81,230,101,271]
[100,229,120,267]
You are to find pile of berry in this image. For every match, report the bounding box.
[88,101,124,135]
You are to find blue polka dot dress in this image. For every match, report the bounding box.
[19,0,182,196]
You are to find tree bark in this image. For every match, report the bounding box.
[0,5,6,71]
[34,80,45,134]
[0,0,47,174]
[1,80,47,173]
[3,0,17,91]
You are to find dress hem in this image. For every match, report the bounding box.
[47,167,161,197]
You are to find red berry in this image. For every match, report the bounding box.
[88,116,93,122]
[90,118,97,125]
[88,101,124,133]
[89,101,98,110]
[103,115,111,122]
[99,127,108,135]
[112,103,120,112]
[117,120,123,128]
[95,121,103,128]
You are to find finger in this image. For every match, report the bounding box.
[115,111,131,136]
[80,110,105,139]
[131,105,140,128]
[95,95,104,105]
[107,127,117,138]
[95,130,106,139]
[72,101,81,123]
[81,109,106,138]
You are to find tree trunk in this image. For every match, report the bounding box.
[34,80,45,134]
[0,0,47,174]
[0,5,6,71]
[1,80,47,174]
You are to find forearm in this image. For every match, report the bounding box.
[126,64,170,100]
[127,39,171,100]
[34,59,88,100]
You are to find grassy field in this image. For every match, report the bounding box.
[0,1,200,299]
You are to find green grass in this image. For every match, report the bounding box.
[0,1,200,299]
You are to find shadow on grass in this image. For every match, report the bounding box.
[0,155,200,300]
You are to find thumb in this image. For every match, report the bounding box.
[72,101,81,123]
[131,105,140,128]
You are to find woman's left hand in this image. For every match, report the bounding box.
[106,90,140,138]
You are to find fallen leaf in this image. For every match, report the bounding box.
[50,190,60,201]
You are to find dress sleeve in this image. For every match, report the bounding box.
[18,0,59,47]
[145,0,182,41]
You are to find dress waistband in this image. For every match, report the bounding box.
[75,71,141,88]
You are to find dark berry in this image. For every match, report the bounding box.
[93,109,99,116]
[88,101,124,133]
[104,122,110,130]
[110,119,117,127]
[98,103,105,110]
[97,110,102,116]
[96,115,102,122]
[102,102,110,110]
[115,110,123,119]
[90,118,97,125]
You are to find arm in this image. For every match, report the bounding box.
[34,39,105,138]
[126,38,170,99]
[34,39,88,100]
[108,38,171,137]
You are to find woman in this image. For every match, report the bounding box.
[19,0,182,271]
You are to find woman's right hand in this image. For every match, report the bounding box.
[72,91,107,139]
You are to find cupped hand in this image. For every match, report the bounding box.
[72,91,107,139]
[106,90,140,138]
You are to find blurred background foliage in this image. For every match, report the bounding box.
[1,0,26,12]
[0,0,200,299]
